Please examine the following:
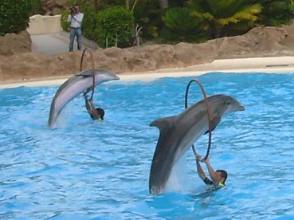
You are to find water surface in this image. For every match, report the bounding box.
[0,73,293,219]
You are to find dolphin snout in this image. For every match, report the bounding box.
[113,75,120,80]
[238,105,245,111]
[228,102,245,112]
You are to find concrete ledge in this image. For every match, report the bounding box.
[1,56,294,89]
[27,14,62,35]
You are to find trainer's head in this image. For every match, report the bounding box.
[216,170,228,185]
[95,108,105,120]
[74,5,80,13]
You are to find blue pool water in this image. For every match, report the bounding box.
[0,73,294,220]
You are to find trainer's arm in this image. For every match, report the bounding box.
[204,158,221,184]
[84,97,94,113]
[72,14,84,24]
[196,155,206,180]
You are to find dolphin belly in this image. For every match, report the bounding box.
[174,118,208,160]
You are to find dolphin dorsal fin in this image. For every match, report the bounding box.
[150,116,177,132]
[76,69,96,77]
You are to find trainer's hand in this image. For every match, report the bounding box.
[195,154,201,161]
[201,157,209,164]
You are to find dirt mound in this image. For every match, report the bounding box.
[0,31,32,56]
[0,26,293,82]
[213,26,288,58]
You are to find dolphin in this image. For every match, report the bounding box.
[48,69,119,128]
[149,94,244,194]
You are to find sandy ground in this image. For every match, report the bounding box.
[31,32,97,55]
[0,56,294,89]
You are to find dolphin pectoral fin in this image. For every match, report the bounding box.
[204,115,221,134]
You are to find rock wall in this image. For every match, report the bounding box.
[0,26,291,82]
[0,31,32,56]
[41,0,69,15]
[214,26,288,58]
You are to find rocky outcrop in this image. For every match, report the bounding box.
[214,26,288,58]
[41,0,69,15]
[0,26,291,82]
[0,31,32,56]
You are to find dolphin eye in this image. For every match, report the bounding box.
[225,101,230,105]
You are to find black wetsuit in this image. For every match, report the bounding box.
[203,177,214,185]
[203,177,225,188]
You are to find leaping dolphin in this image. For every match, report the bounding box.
[149,94,244,194]
[48,69,119,128]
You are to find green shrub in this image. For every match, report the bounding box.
[187,0,262,38]
[0,0,32,35]
[133,0,162,39]
[29,0,43,15]
[61,10,70,32]
[162,7,206,42]
[95,6,134,47]
[260,0,294,26]
[82,7,99,42]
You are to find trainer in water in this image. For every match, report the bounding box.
[83,88,104,120]
[195,153,227,188]
[149,94,244,194]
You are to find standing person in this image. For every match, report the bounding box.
[67,5,84,52]
[195,154,228,188]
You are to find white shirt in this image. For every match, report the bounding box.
[67,13,84,28]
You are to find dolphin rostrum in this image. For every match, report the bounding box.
[48,69,119,128]
[149,94,244,194]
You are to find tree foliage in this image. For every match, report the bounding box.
[59,0,294,44]
[96,6,134,47]
[259,0,294,26]
[0,0,32,35]
[162,7,207,42]
[133,0,162,39]
[82,6,100,44]
[29,0,43,15]
[186,0,262,37]
[70,6,134,48]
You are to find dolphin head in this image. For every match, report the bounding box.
[222,95,245,113]
[92,69,120,82]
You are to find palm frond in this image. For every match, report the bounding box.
[217,3,262,26]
